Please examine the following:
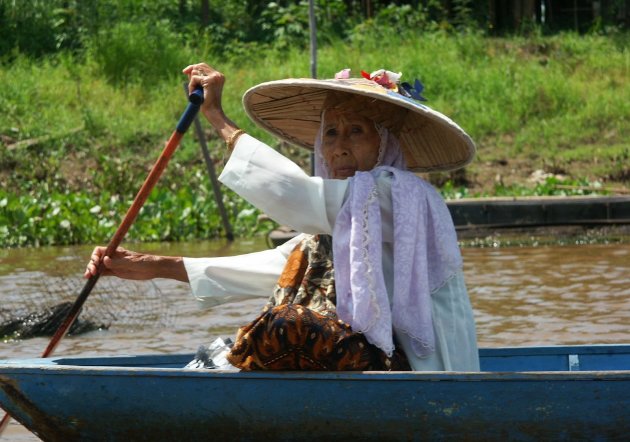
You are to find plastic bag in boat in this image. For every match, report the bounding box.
[184,337,235,370]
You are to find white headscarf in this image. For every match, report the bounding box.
[314,113,462,358]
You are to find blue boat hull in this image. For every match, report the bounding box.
[1,345,630,441]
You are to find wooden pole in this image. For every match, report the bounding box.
[309,0,318,175]
[309,0,317,80]
[182,83,234,241]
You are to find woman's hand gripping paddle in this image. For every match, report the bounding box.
[0,87,205,437]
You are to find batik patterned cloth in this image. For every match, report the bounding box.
[227,234,410,371]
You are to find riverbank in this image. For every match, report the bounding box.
[1,31,628,247]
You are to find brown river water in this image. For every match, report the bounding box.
[1,237,629,440]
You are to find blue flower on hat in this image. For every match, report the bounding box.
[400,79,427,102]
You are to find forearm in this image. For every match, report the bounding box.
[85,247,189,283]
[151,255,189,283]
[202,107,240,145]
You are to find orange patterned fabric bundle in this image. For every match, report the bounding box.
[227,235,410,371]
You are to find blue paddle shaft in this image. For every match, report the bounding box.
[176,87,204,133]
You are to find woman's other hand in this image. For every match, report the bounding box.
[182,62,225,118]
[84,246,188,283]
[182,62,241,147]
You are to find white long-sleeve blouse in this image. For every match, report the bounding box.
[183,134,480,371]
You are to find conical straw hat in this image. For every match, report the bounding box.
[243,77,475,173]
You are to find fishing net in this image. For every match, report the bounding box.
[0,275,175,341]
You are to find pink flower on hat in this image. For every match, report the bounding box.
[334,68,351,79]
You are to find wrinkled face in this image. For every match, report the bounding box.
[320,109,380,179]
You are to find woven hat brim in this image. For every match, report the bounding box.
[243,78,475,173]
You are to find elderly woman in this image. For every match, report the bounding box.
[85,63,479,372]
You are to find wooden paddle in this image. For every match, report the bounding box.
[0,87,205,436]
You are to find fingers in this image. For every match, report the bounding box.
[84,246,102,278]
[183,63,213,88]
[182,62,213,77]
[183,62,225,103]
[83,246,124,279]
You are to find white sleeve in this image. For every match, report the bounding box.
[183,234,303,308]
[186,136,395,308]
[219,134,348,234]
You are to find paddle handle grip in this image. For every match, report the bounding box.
[177,86,204,133]
[188,86,204,105]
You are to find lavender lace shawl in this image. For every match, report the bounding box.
[314,122,462,357]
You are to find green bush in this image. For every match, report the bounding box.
[86,20,192,87]
[0,0,57,58]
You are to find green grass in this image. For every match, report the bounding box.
[1,30,628,247]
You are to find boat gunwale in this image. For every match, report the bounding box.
[1,364,630,382]
[2,344,630,381]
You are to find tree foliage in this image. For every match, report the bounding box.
[1,0,625,62]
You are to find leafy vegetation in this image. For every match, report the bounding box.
[0,182,269,248]
[0,1,628,247]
